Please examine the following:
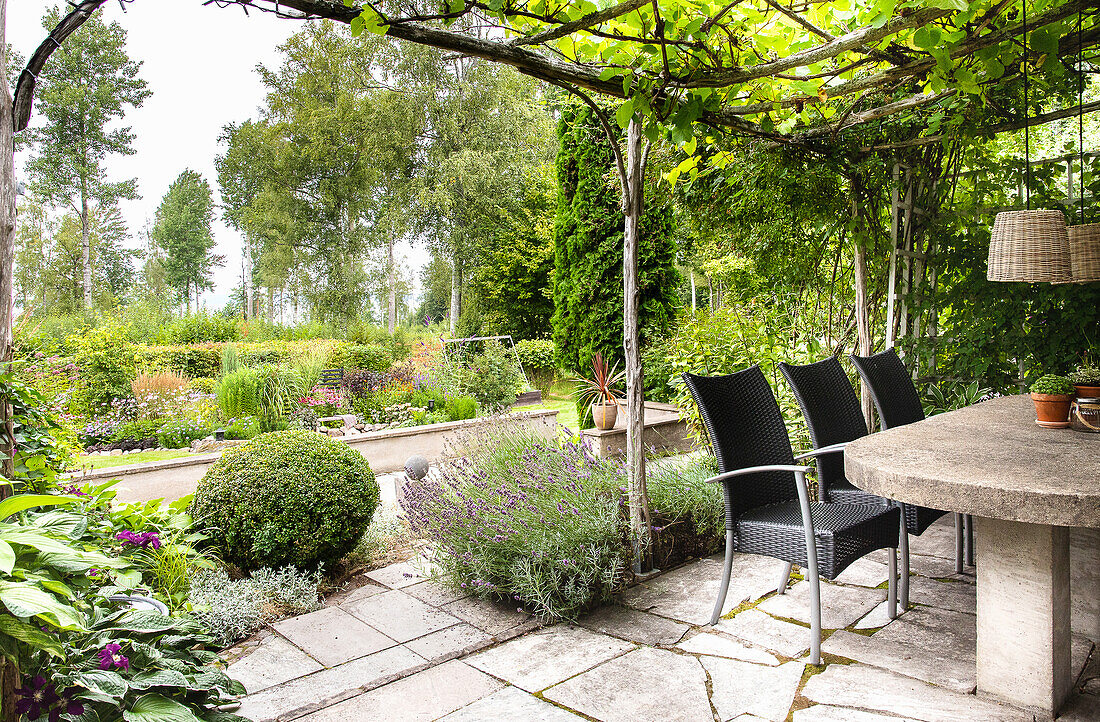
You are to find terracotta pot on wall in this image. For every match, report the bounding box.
[1073,384,1100,398]
[591,403,618,431]
[1031,393,1074,428]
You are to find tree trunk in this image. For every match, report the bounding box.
[623,117,651,574]
[81,198,92,308]
[387,236,397,334]
[853,238,874,428]
[449,259,460,337]
[1,3,21,713]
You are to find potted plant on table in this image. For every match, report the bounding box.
[578,352,625,431]
[1069,358,1100,398]
[1029,374,1075,428]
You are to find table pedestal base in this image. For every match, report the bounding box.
[976,517,1072,719]
[1071,528,1100,643]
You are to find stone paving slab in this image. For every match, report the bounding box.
[467,625,634,693]
[756,580,886,630]
[364,560,427,589]
[622,554,786,625]
[299,659,503,722]
[801,662,1030,722]
[868,548,974,581]
[793,704,920,721]
[823,606,976,693]
[832,558,890,588]
[236,645,427,721]
[271,606,396,668]
[442,595,531,635]
[404,579,470,607]
[578,604,690,646]
[907,576,975,615]
[714,608,810,659]
[343,589,462,643]
[677,631,779,665]
[227,632,323,694]
[542,646,713,722]
[702,657,804,721]
[329,580,388,606]
[853,600,894,630]
[403,623,493,664]
[437,686,586,721]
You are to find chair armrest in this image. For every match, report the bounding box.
[705,464,814,485]
[793,442,849,462]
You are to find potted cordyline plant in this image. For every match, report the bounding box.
[1030,374,1075,428]
[578,352,625,431]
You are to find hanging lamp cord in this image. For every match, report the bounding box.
[1023,0,1031,210]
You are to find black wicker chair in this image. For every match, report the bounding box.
[850,349,974,594]
[682,366,899,665]
[781,356,969,610]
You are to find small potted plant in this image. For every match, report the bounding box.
[1069,358,1100,398]
[578,352,625,430]
[1029,374,1075,428]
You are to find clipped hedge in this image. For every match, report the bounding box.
[192,431,379,570]
[138,344,221,379]
[329,343,392,373]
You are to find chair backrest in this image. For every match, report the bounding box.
[779,357,868,491]
[682,366,797,520]
[849,349,925,429]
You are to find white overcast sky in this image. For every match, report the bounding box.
[9,1,422,313]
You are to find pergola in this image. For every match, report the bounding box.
[3,0,1098,569]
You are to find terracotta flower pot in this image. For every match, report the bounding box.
[1031,393,1074,428]
[591,402,618,430]
[1073,384,1100,398]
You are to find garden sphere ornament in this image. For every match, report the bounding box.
[405,455,430,481]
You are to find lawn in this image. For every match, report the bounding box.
[513,378,580,431]
[77,448,196,470]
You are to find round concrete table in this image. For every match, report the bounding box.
[845,394,1100,719]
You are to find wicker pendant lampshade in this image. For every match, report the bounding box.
[1066,223,1100,283]
[986,210,1072,283]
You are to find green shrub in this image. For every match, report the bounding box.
[138,344,221,378]
[401,423,629,620]
[1030,374,1074,395]
[438,340,525,412]
[191,431,380,570]
[446,395,478,421]
[166,312,240,344]
[515,338,556,395]
[216,368,261,419]
[157,418,212,448]
[255,364,305,429]
[190,376,216,394]
[225,415,263,440]
[331,343,392,372]
[240,346,288,366]
[72,324,137,413]
[220,343,240,377]
[110,419,166,443]
[188,566,323,646]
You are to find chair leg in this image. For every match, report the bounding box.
[899,516,911,611]
[964,514,974,567]
[776,562,793,595]
[710,530,735,625]
[954,512,964,574]
[807,568,822,666]
[887,546,898,620]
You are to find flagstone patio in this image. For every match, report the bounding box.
[223,516,1100,721]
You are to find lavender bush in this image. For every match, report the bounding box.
[402,423,630,621]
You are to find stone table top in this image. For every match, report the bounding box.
[844,394,1100,528]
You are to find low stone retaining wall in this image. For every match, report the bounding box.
[69,409,559,504]
[580,402,695,458]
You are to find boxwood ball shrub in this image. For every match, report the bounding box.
[192,431,379,570]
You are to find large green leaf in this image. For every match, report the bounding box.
[73,669,129,699]
[0,494,74,520]
[102,609,181,634]
[129,669,189,691]
[0,612,65,658]
[123,694,202,722]
[0,580,84,629]
[0,540,14,575]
